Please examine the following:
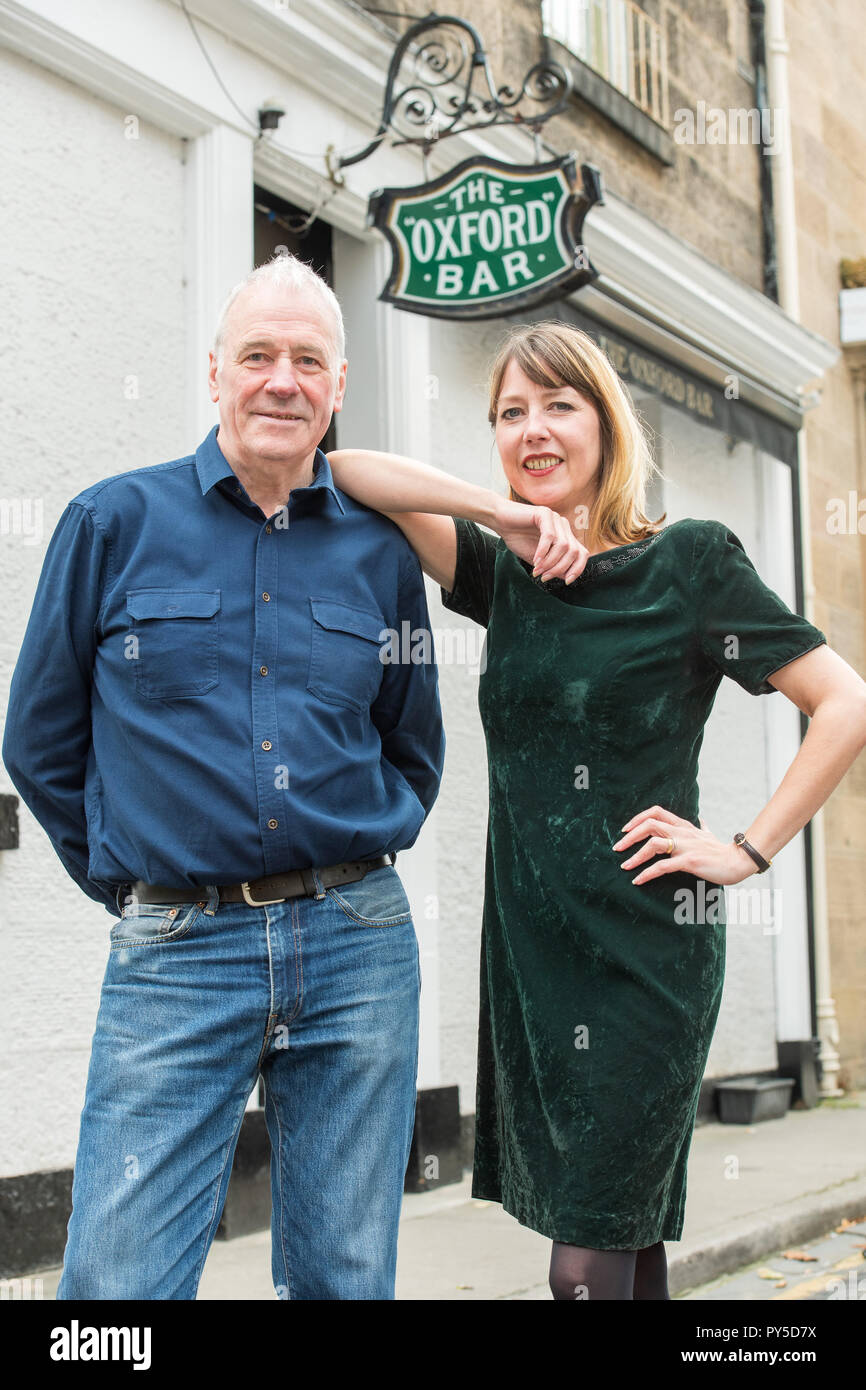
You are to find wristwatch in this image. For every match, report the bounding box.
[733,833,772,874]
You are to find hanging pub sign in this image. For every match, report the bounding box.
[368,154,602,321]
[333,14,605,320]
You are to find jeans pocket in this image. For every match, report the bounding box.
[307,597,386,714]
[325,865,412,928]
[126,589,220,699]
[110,898,205,947]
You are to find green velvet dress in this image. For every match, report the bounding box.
[440,516,826,1248]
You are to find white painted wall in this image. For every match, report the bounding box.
[0,47,187,1175]
[758,456,813,1044]
[427,316,505,1111]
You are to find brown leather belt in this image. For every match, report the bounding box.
[122,855,394,908]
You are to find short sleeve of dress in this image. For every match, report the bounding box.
[691,520,827,695]
[440,517,500,628]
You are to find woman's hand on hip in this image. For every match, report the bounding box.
[612,805,759,886]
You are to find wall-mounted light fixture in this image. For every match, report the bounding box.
[258,98,285,134]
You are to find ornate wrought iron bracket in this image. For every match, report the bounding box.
[338,11,572,171]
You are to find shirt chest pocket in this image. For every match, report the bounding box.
[126,589,220,699]
[307,597,386,714]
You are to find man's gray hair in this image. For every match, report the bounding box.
[212,253,345,366]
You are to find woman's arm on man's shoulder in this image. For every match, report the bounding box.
[327,448,589,592]
[381,510,458,592]
[327,449,495,591]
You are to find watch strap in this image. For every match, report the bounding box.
[733,832,772,873]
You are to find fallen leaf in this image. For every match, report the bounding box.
[456,1283,473,1290]
[836,1215,866,1231]
[757,1267,785,1280]
[781,1249,819,1262]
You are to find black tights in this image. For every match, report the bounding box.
[549,1239,670,1300]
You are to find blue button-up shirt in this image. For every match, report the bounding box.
[2,426,445,915]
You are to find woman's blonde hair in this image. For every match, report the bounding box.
[487,320,665,549]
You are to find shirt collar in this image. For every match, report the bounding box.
[194,425,346,515]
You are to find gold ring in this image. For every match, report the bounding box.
[666,838,675,856]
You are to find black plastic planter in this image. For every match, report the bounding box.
[714,1077,795,1124]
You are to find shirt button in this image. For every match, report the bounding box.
[262,592,270,602]
[261,740,272,750]
[260,665,268,676]
[267,819,278,830]
[265,525,272,534]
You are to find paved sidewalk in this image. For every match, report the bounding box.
[21,1093,866,1300]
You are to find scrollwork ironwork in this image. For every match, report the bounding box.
[339,13,572,169]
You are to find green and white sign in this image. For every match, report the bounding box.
[369,155,602,320]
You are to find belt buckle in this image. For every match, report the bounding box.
[240,880,286,907]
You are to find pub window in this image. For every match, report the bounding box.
[542,0,669,128]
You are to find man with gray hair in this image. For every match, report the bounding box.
[2,253,446,1300]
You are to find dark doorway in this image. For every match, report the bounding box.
[253,185,337,453]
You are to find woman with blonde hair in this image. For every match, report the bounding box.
[328,320,866,1300]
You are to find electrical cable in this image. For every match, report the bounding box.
[177,0,390,166]
[178,0,260,133]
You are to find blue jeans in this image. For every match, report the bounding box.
[56,865,420,1300]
